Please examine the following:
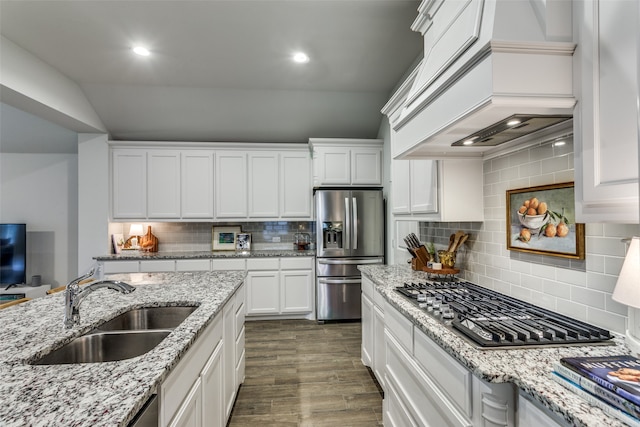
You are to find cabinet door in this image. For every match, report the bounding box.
[245,271,280,315]
[392,160,411,214]
[215,151,247,218]
[373,303,385,388]
[248,152,279,218]
[112,149,146,219]
[148,150,181,218]
[351,147,382,185]
[280,270,313,314]
[574,0,638,222]
[182,151,214,219]
[201,342,224,427]
[168,378,202,427]
[280,151,312,218]
[315,146,351,185]
[409,160,437,214]
[222,302,236,419]
[361,292,373,367]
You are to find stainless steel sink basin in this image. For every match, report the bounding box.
[32,330,171,365]
[95,306,198,331]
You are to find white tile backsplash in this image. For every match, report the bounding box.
[418,136,639,334]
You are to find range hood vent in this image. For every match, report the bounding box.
[451,115,572,147]
[384,0,576,160]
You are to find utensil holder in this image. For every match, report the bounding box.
[437,250,457,268]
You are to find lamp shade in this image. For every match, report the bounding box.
[129,224,144,236]
[612,237,640,309]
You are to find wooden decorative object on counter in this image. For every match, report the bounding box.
[140,226,159,252]
[422,266,460,275]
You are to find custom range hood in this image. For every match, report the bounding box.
[384,0,576,159]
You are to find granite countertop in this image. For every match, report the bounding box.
[0,271,245,427]
[94,249,315,261]
[359,264,633,427]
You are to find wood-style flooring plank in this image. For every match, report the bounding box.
[227,320,383,427]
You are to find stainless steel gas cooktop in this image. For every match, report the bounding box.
[396,280,613,349]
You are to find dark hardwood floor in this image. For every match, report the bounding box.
[227,320,383,427]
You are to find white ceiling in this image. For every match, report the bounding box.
[0,0,422,147]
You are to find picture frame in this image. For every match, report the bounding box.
[112,234,124,254]
[212,226,241,251]
[506,182,585,259]
[236,233,251,252]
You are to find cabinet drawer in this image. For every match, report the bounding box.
[102,261,139,274]
[280,257,313,270]
[176,259,211,272]
[235,326,245,366]
[373,288,385,308]
[235,303,245,339]
[247,258,279,270]
[414,327,472,418]
[211,258,245,271]
[140,260,176,272]
[384,301,413,353]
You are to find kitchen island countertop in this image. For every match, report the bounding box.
[0,270,245,427]
[94,249,315,261]
[360,264,633,427]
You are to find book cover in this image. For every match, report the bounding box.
[560,355,640,407]
[554,363,640,419]
[552,372,640,427]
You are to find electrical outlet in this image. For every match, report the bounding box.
[272,237,281,243]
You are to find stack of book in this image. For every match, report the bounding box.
[552,355,640,427]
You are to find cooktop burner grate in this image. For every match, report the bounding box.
[396,281,613,348]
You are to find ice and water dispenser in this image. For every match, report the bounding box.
[322,222,343,249]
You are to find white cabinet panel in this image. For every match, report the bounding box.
[280,270,313,313]
[574,0,639,222]
[201,342,224,427]
[393,160,438,215]
[361,292,373,367]
[248,152,279,218]
[112,149,147,219]
[223,301,236,418]
[351,147,383,185]
[148,150,181,218]
[168,378,202,427]
[181,151,214,219]
[215,151,247,218]
[211,258,245,271]
[280,151,312,218]
[140,260,176,273]
[315,146,351,185]
[246,271,280,315]
[101,260,140,274]
[392,160,411,214]
[176,259,211,272]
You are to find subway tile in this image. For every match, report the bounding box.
[484,194,501,208]
[511,285,531,302]
[499,166,520,182]
[530,291,556,311]
[519,161,541,178]
[531,263,557,280]
[585,254,605,273]
[604,256,624,276]
[509,259,531,274]
[543,280,570,299]
[585,223,604,237]
[484,170,500,184]
[605,295,629,317]
[586,308,626,334]
[493,280,511,295]
[529,174,555,187]
[555,268,586,287]
[485,265,502,280]
[529,144,554,161]
[554,170,574,183]
[491,156,510,171]
[501,269,520,286]
[586,272,617,293]
[504,177,530,191]
[586,236,627,257]
[557,300,587,323]
[570,287,605,309]
[478,275,493,288]
[508,149,530,167]
[602,223,640,238]
[520,274,544,292]
[540,154,569,175]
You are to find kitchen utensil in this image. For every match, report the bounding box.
[449,231,466,252]
[447,234,455,252]
[409,233,421,248]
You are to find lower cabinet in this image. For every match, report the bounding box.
[245,257,314,319]
[159,284,244,427]
[362,275,387,388]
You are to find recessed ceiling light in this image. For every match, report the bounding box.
[132,46,150,56]
[553,140,566,147]
[507,119,521,126]
[292,52,309,64]
[462,139,475,146]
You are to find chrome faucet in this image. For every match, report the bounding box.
[64,269,135,328]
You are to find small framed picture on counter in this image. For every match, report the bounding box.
[236,233,251,252]
[212,226,241,251]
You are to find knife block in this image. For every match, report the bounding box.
[411,256,427,271]
[409,246,429,271]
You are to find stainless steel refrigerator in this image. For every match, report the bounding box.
[315,189,384,321]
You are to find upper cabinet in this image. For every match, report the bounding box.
[110,143,312,221]
[573,0,639,223]
[310,138,383,187]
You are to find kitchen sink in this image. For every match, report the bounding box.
[94,306,199,331]
[31,305,199,365]
[31,330,171,365]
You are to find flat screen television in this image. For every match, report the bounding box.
[0,224,27,287]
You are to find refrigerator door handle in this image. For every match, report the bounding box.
[352,197,358,250]
[318,258,384,265]
[344,197,351,250]
[317,278,361,285]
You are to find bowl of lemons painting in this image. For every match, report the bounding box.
[506,182,585,259]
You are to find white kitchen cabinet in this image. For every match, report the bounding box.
[112,149,147,219]
[246,270,280,315]
[181,151,214,219]
[168,378,202,427]
[140,260,176,273]
[518,394,564,427]
[280,151,312,218]
[148,150,181,218]
[234,286,246,386]
[310,138,384,187]
[392,159,437,215]
[573,0,639,223]
[280,269,313,314]
[215,151,248,218]
[361,293,373,367]
[223,298,237,419]
[395,159,483,222]
[248,152,279,218]
[201,341,224,427]
[361,275,386,388]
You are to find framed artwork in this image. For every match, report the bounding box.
[212,226,241,251]
[236,233,251,252]
[112,234,124,254]
[506,182,585,259]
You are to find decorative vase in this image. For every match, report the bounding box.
[140,226,159,252]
